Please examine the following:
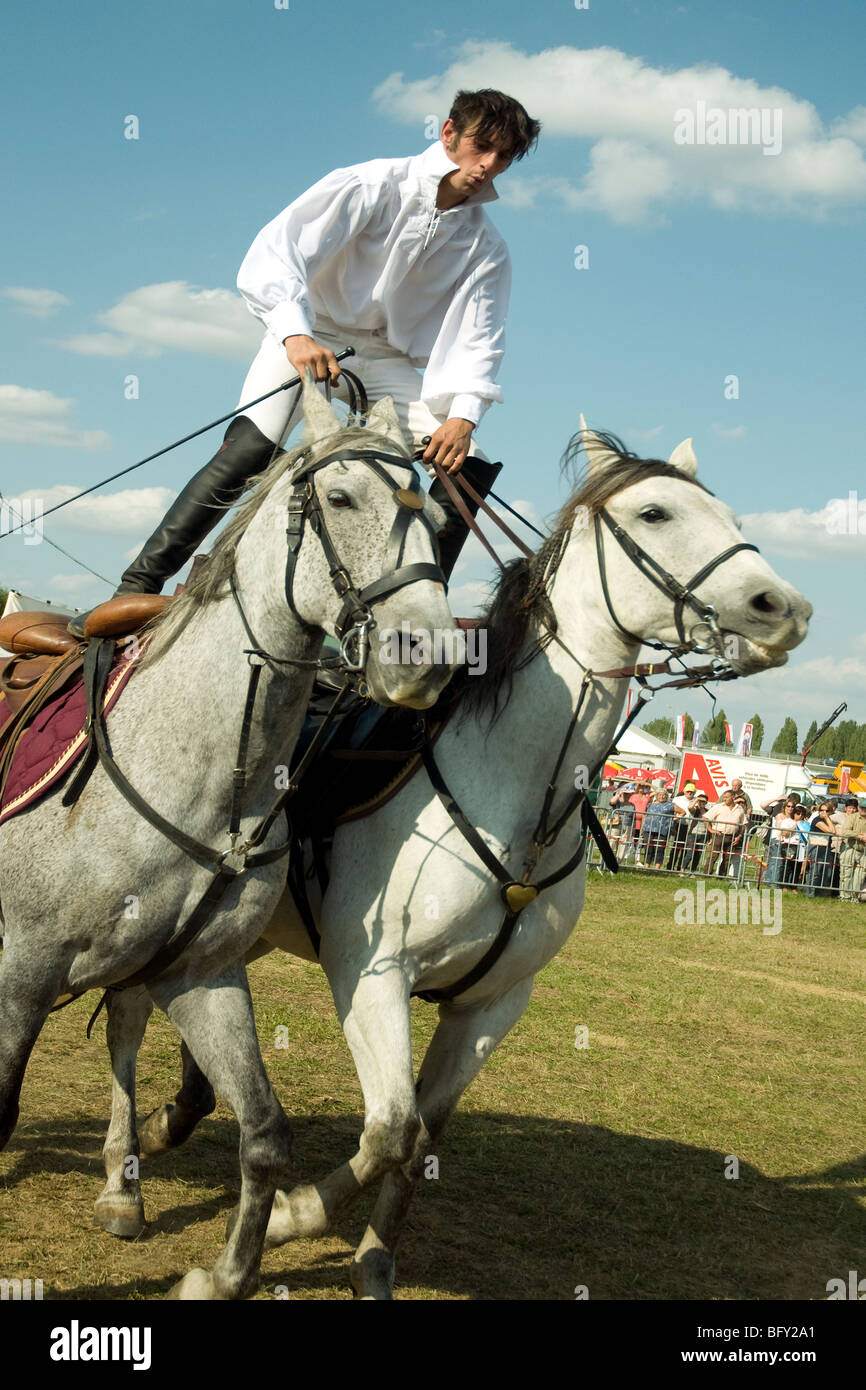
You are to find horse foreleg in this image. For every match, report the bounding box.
[260,967,418,1248]
[139,937,272,1157]
[94,986,153,1238]
[154,966,292,1301]
[350,975,535,1300]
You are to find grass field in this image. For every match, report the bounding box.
[1,871,864,1300]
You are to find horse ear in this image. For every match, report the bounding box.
[367,394,411,450]
[579,413,620,472]
[302,370,342,444]
[668,437,698,476]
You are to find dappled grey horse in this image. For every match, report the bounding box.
[0,380,457,1299]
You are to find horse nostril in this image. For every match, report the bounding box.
[750,591,781,615]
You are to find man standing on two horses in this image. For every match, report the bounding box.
[70,88,540,636]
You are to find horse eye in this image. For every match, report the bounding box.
[639,506,668,523]
[327,490,352,509]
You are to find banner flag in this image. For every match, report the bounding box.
[675,714,685,747]
[724,722,733,745]
[692,724,700,748]
[736,722,753,756]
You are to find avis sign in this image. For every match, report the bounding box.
[677,753,788,802]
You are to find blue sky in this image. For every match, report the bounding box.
[1,0,864,742]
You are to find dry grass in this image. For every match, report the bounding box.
[1,872,864,1300]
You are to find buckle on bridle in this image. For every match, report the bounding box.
[339,612,375,672]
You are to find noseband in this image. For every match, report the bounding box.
[594,508,759,668]
[284,447,445,671]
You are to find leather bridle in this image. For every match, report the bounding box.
[594,507,760,666]
[284,446,445,672]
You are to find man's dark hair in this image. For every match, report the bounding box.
[448,89,541,160]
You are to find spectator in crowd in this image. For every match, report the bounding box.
[786,804,811,886]
[683,790,710,873]
[760,793,797,887]
[838,798,866,902]
[805,801,838,897]
[704,788,748,877]
[667,781,697,872]
[607,784,637,861]
[729,777,752,813]
[726,792,751,879]
[642,789,675,866]
[828,797,846,895]
[626,781,652,864]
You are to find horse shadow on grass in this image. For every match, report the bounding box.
[2,1110,863,1299]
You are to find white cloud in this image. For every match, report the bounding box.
[831,105,866,144]
[374,41,866,223]
[446,580,492,614]
[711,423,747,440]
[47,573,98,597]
[53,281,263,360]
[627,424,664,443]
[2,287,71,318]
[739,504,866,557]
[0,385,110,449]
[19,484,176,535]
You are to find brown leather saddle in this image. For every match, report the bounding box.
[0,596,172,800]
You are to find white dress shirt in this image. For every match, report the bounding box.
[236,140,511,427]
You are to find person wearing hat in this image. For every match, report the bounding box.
[838,798,866,902]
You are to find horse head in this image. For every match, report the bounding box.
[561,419,811,675]
[264,377,458,708]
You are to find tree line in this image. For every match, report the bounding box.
[640,710,866,763]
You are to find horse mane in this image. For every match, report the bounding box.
[140,424,410,666]
[448,430,713,724]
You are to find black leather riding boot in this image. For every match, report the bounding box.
[67,416,277,637]
[427,456,503,581]
[118,414,277,592]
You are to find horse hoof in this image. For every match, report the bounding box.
[139,1104,174,1156]
[140,1101,204,1156]
[166,1267,217,1300]
[349,1254,395,1300]
[93,1199,146,1240]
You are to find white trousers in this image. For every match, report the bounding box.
[234,316,487,460]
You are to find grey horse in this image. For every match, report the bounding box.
[0,380,456,1299]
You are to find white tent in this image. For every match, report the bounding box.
[0,590,77,659]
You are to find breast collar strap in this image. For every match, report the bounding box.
[284,447,445,666]
[594,508,759,657]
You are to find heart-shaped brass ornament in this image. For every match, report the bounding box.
[503,882,539,913]
[395,488,424,510]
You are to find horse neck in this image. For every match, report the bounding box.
[128,515,321,819]
[465,524,642,830]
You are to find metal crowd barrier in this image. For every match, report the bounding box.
[587,807,842,896]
